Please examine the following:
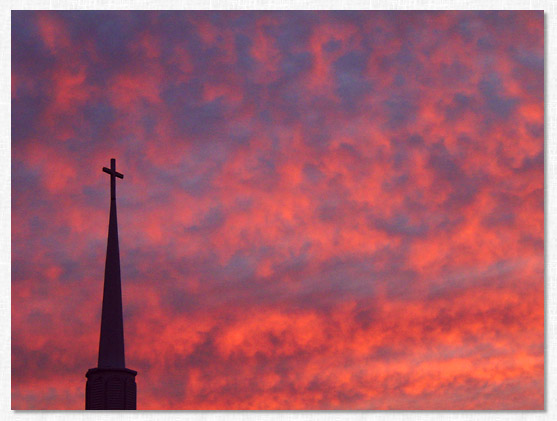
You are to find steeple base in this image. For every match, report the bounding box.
[85,367,137,410]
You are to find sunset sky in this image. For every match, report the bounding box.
[11,10,544,409]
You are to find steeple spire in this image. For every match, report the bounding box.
[98,158,125,368]
[86,158,137,410]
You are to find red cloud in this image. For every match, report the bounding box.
[12,11,543,409]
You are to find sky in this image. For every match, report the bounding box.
[11,10,544,410]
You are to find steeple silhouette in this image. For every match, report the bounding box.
[85,158,137,410]
[98,159,125,368]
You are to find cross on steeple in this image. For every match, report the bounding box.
[102,158,124,200]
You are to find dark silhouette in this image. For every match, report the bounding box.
[85,159,137,410]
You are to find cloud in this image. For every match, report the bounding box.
[12,10,543,409]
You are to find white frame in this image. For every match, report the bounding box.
[3,1,553,420]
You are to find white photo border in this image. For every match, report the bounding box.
[2,1,553,420]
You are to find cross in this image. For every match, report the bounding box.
[102,158,124,200]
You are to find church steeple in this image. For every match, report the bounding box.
[86,158,137,410]
[98,158,125,368]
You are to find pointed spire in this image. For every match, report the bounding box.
[98,158,125,368]
[86,159,136,410]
